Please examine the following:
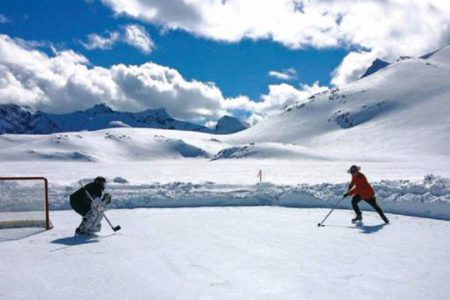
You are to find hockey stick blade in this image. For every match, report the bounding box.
[113,225,121,232]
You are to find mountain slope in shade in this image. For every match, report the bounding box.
[0,105,59,134]
[360,58,390,78]
[427,45,450,64]
[0,104,212,134]
[227,45,450,160]
[44,104,213,133]
[215,115,250,134]
[0,104,251,135]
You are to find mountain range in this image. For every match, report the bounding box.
[0,104,248,135]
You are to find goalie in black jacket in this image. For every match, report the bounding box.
[70,176,111,235]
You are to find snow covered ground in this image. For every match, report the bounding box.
[1,207,449,300]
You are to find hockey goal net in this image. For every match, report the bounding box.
[0,177,53,230]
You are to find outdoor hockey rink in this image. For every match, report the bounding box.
[1,207,449,300]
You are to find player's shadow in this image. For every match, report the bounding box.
[355,223,386,234]
[50,236,99,251]
[323,223,387,234]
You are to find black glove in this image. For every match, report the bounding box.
[343,193,348,198]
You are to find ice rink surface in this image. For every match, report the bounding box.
[1,207,449,300]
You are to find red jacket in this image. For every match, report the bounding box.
[348,172,375,199]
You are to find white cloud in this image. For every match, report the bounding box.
[123,24,154,53]
[0,34,226,120]
[100,0,450,51]
[331,50,379,87]
[0,34,329,124]
[248,82,328,123]
[82,24,153,53]
[100,0,450,86]
[269,68,297,81]
[205,120,217,129]
[82,31,120,50]
[0,14,8,24]
[223,81,328,125]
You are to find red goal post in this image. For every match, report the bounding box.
[0,177,53,230]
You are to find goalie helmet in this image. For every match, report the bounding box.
[94,176,106,188]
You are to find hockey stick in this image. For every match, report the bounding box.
[79,182,121,232]
[317,196,345,227]
[103,214,121,232]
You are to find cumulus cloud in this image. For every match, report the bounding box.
[0,34,224,120]
[100,0,450,86]
[225,81,328,125]
[205,120,217,129]
[331,50,380,87]
[82,24,153,53]
[247,82,328,124]
[0,34,328,124]
[268,68,297,81]
[123,24,154,53]
[82,31,120,50]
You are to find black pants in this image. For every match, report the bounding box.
[352,195,387,220]
[70,195,91,217]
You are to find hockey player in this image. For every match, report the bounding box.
[70,176,111,235]
[344,165,389,224]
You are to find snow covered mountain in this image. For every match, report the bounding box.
[359,58,390,78]
[228,45,450,161]
[0,104,217,134]
[215,115,250,134]
[0,105,59,134]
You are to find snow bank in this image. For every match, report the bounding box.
[50,174,450,220]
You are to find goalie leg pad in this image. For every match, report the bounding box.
[77,208,102,234]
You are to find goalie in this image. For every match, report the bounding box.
[70,177,111,236]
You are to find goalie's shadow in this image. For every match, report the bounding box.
[50,235,99,251]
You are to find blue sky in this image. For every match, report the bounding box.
[0,0,347,99]
[0,0,449,124]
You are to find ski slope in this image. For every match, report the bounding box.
[1,207,449,300]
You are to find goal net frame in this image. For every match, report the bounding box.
[0,177,53,230]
